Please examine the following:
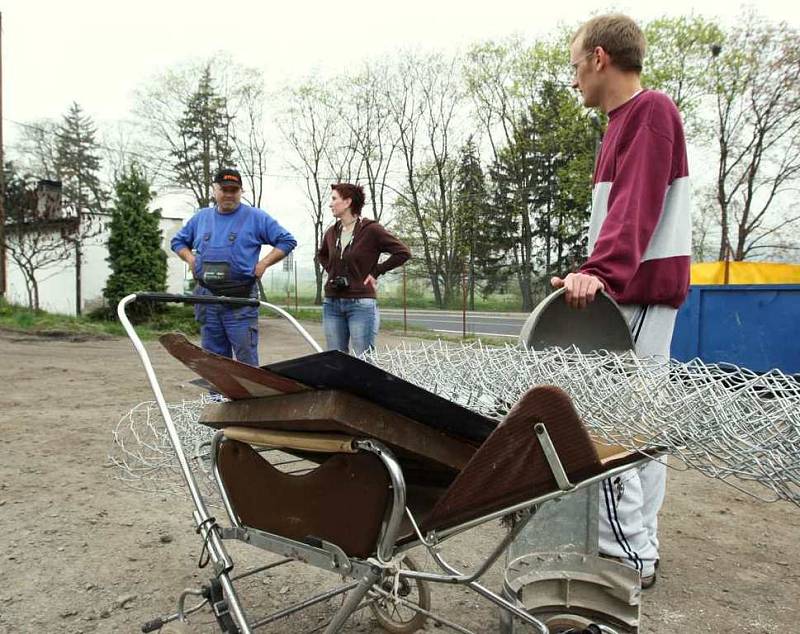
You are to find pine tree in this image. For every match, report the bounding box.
[55,102,106,315]
[485,83,595,311]
[530,81,594,280]
[173,65,235,208]
[487,112,541,310]
[56,102,105,211]
[454,138,488,309]
[103,166,166,320]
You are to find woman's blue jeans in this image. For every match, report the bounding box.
[322,297,380,356]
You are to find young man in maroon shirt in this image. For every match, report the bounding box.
[553,14,692,589]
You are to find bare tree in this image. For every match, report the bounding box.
[691,190,720,262]
[12,120,60,179]
[336,62,399,222]
[386,53,441,305]
[3,167,75,310]
[324,88,365,185]
[133,56,267,208]
[387,53,466,307]
[710,15,800,261]
[231,79,269,208]
[99,120,157,183]
[278,79,339,304]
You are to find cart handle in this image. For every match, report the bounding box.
[134,292,260,307]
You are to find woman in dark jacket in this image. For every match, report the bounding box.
[317,183,411,355]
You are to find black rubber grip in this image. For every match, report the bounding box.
[135,292,260,307]
[141,618,164,632]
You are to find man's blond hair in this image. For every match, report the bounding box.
[573,14,646,73]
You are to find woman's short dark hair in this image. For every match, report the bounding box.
[331,183,365,215]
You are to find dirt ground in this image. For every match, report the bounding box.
[1,319,798,634]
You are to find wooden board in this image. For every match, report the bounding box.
[159,333,308,400]
[266,350,497,443]
[200,390,477,471]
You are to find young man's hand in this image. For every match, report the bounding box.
[254,261,269,279]
[550,273,604,309]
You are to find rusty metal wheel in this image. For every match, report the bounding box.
[544,613,599,633]
[370,555,431,634]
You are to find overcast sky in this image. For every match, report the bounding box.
[2,0,798,263]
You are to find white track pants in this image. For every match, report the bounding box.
[597,304,676,578]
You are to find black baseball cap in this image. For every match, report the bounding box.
[213,168,243,188]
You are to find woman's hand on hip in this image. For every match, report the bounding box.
[364,274,378,291]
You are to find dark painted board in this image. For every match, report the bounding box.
[266,350,496,443]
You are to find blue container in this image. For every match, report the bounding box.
[671,284,800,374]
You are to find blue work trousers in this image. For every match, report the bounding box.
[322,298,379,357]
[199,305,259,366]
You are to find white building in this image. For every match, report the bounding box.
[4,211,190,316]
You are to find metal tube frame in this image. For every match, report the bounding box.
[118,294,252,633]
[119,293,658,633]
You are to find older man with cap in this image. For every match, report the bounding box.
[171,168,297,366]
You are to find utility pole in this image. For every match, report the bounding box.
[75,173,83,315]
[0,12,6,298]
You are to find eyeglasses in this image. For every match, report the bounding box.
[570,51,595,75]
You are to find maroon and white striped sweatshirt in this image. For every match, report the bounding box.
[580,89,691,308]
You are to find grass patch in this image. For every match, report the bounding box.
[0,298,199,340]
[1,298,508,347]
[264,307,322,323]
[382,319,511,346]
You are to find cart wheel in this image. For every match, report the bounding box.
[370,555,431,634]
[159,621,193,633]
[544,614,599,633]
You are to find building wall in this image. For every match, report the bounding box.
[5,215,189,315]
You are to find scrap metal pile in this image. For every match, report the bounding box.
[366,342,800,506]
[110,342,800,507]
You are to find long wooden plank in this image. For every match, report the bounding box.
[267,350,497,443]
[159,333,308,400]
[200,390,477,471]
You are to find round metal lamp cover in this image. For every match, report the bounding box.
[519,288,634,353]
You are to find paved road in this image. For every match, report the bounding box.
[380,308,530,338]
[276,306,531,339]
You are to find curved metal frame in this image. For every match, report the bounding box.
[119,292,647,634]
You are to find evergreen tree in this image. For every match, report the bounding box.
[55,101,106,315]
[454,138,489,309]
[103,166,166,320]
[173,65,235,208]
[56,102,105,211]
[530,81,594,281]
[487,112,541,310]
[487,84,595,311]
